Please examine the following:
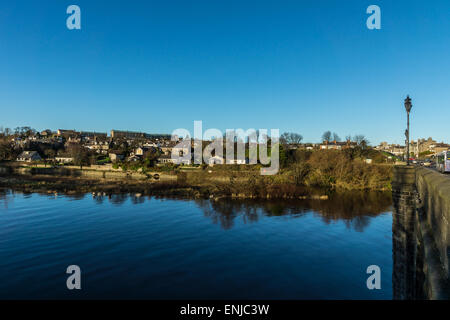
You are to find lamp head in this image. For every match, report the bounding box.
[404,95,412,113]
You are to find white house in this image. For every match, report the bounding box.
[171,146,190,157]
[16,151,42,162]
[157,154,177,164]
[55,156,74,163]
[157,154,191,165]
[109,152,124,162]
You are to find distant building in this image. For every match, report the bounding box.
[67,136,82,143]
[391,145,406,156]
[303,143,316,150]
[40,129,53,137]
[433,143,450,154]
[417,137,437,154]
[157,154,190,165]
[143,142,158,148]
[157,154,176,164]
[319,141,355,150]
[128,155,142,162]
[408,137,436,157]
[171,146,190,157]
[145,133,172,140]
[160,146,173,155]
[16,151,42,162]
[375,142,405,156]
[80,131,107,140]
[55,156,74,163]
[134,147,149,156]
[110,130,146,139]
[110,130,172,140]
[407,137,449,157]
[109,152,124,162]
[85,141,110,154]
[57,129,79,137]
[377,142,389,151]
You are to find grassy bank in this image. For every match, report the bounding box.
[0,175,198,197]
[0,149,393,198]
[182,149,393,197]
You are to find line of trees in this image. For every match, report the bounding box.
[321,131,369,147]
[0,126,37,138]
[280,132,303,145]
[321,131,341,142]
[280,131,370,149]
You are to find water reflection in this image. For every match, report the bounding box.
[131,194,146,205]
[194,191,392,230]
[65,193,86,201]
[108,193,129,206]
[0,189,12,209]
[1,189,392,232]
[0,188,394,299]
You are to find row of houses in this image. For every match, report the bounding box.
[154,154,248,166]
[21,129,172,144]
[16,151,74,163]
[375,143,406,156]
[16,149,248,166]
[14,136,360,165]
[376,138,450,157]
[115,145,248,166]
[318,140,358,150]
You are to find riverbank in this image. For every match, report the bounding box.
[0,156,393,199]
[0,173,326,200]
[0,171,389,201]
[0,174,199,197]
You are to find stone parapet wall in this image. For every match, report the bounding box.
[415,168,450,279]
[392,166,450,299]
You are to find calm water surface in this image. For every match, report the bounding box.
[0,190,393,299]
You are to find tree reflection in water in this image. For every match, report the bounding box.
[108,193,129,206]
[0,189,392,232]
[0,189,12,209]
[195,191,392,231]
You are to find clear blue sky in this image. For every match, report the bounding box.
[0,0,449,144]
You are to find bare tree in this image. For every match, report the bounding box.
[322,131,332,143]
[354,135,370,149]
[44,148,56,159]
[332,132,341,142]
[0,141,14,160]
[281,132,303,145]
[67,143,90,168]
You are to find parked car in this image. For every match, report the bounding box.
[423,159,432,167]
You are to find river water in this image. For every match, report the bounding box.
[0,190,393,299]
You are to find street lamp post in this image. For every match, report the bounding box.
[404,96,412,165]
